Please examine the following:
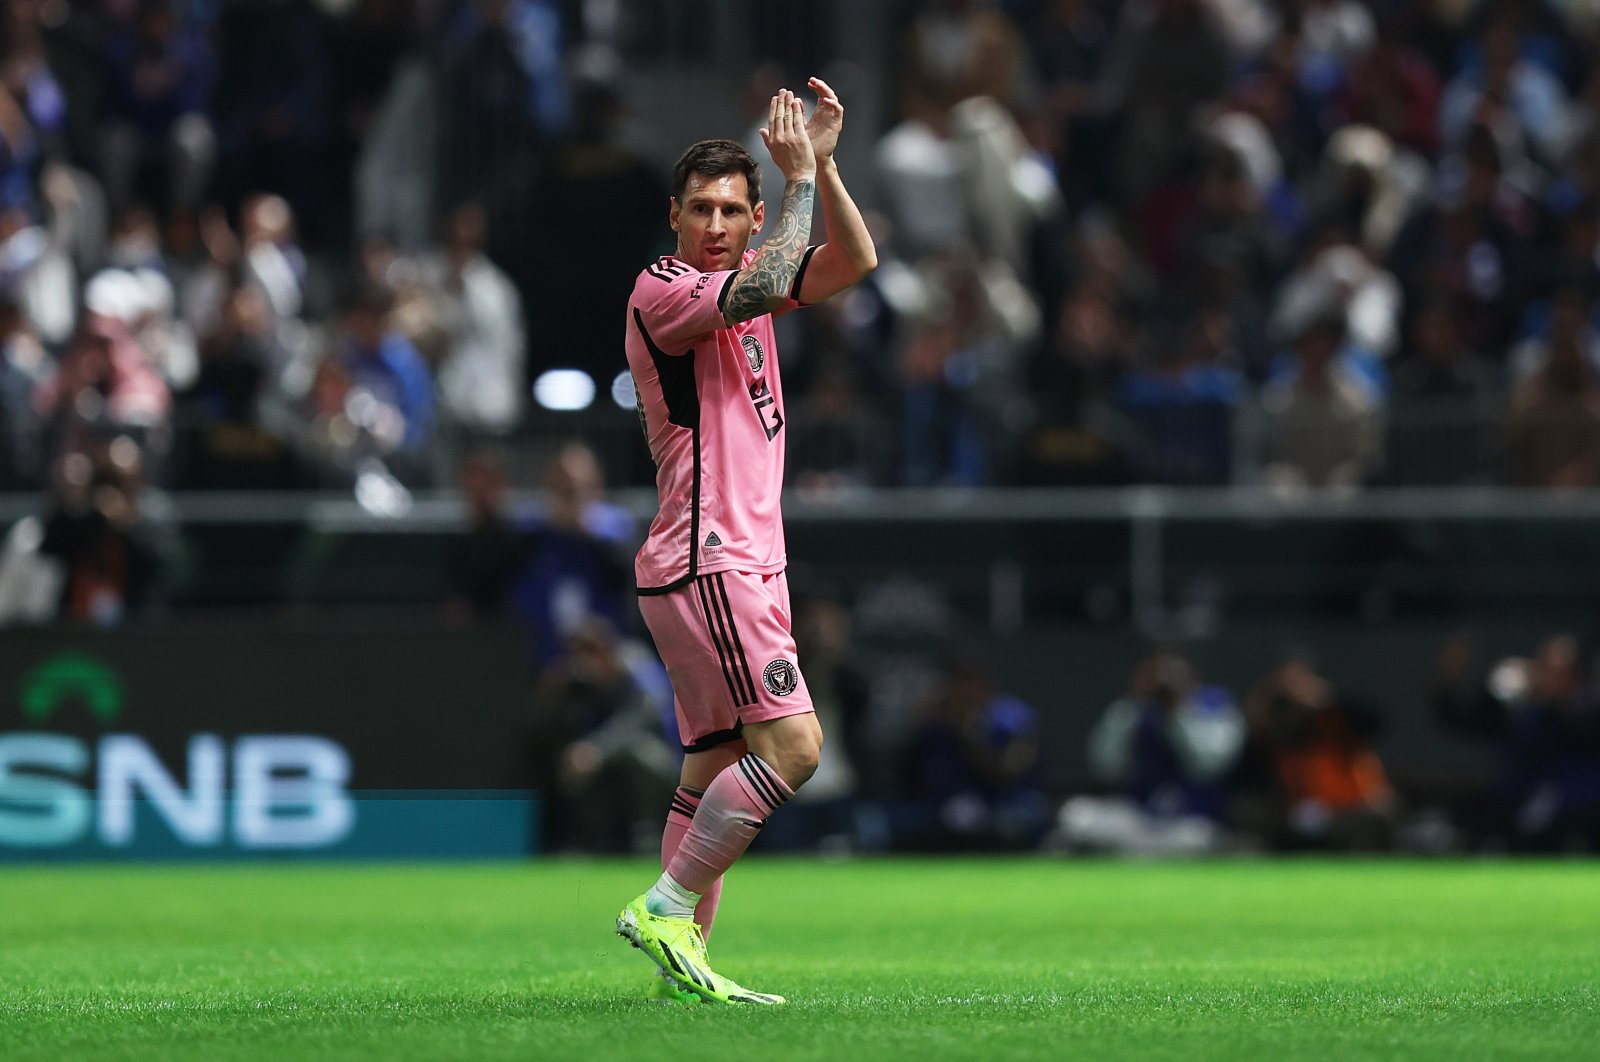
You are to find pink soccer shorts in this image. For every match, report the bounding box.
[639,569,814,751]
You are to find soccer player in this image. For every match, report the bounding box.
[614,79,877,1005]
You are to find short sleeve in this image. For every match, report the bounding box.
[632,260,738,353]
[772,246,819,316]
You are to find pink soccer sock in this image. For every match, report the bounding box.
[662,786,724,938]
[666,754,793,896]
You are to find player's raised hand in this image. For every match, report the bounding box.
[803,77,844,161]
[758,88,816,181]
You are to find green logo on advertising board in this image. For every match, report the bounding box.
[20,653,124,724]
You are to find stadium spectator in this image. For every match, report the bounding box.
[786,361,895,492]
[896,650,1049,852]
[96,0,216,219]
[1336,16,1442,162]
[419,202,525,436]
[898,252,1039,486]
[880,11,1057,268]
[509,440,633,670]
[1269,227,1404,363]
[34,313,170,471]
[1111,310,1243,485]
[1107,0,1232,213]
[175,281,295,489]
[212,0,333,242]
[896,0,1034,119]
[262,353,372,489]
[1386,295,1500,485]
[356,233,443,367]
[1508,285,1600,384]
[38,442,172,627]
[1166,136,1287,300]
[1529,190,1600,301]
[1021,0,1119,212]
[434,0,564,288]
[0,193,78,352]
[1432,633,1600,852]
[443,445,526,624]
[530,70,666,393]
[167,205,239,343]
[353,52,435,252]
[1300,0,1376,75]
[0,293,49,487]
[1235,656,1395,851]
[331,280,436,476]
[103,203,164,272]
[1261,309,1384,493]
[1304,126,1429,270]
[1059,648,1244,855]
[875,98,966,260]
[1223,19,1326,187]
[531,615,678,854]
[1508,291,1600,487]
[1389,124,1534,356]
[1019,273,1134,485]
[82,257,198,395]
[1,0,74,168]
[949,94,1063,277]
[237,194,309,362]
[1439,17,1569,168]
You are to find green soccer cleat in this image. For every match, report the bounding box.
[646,970,703,1004]
[615,894,786,1005]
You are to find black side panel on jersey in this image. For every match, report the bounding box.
[634,309,699,429]
[634,307,701,596]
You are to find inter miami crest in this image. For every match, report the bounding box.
[762,659,799,697]
[741,335,765,374]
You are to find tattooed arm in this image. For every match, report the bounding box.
[721,176,815,325]
[791,77,877,304]
[722,87,816,326]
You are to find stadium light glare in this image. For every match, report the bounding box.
[534,369,596,412]
[610,370,637,409]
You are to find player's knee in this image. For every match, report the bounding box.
[784,728,822,789]
[751,715,822,790]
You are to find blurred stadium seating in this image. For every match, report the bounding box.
[2,0,1600,858]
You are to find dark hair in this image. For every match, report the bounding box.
[673,139,760,205]
[343,279,396,318]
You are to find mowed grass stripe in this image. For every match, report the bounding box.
[0,860,1595,1061]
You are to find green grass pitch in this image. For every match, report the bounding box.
[2,859,1597,1060]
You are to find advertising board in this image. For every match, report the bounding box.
[0,626,538,860]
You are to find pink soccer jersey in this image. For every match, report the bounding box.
[625,247,815,594]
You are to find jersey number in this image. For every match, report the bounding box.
[751,380,783,442]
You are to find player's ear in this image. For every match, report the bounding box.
[669,196,681,232]
[752,200,765,234]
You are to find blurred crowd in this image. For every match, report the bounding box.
[502,449,1599,857]
[0,0,554,508]
[805,0,1600,493]
[534,590,1600,858]
[4,1,1600,854]
[1060,632,1600,855]
[5,1,1600,506]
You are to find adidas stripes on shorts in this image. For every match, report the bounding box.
[639,569,814,752]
